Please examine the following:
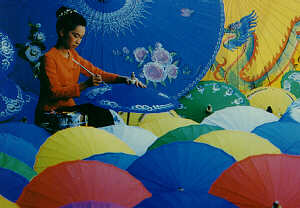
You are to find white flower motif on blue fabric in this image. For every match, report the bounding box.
[0,32,15,73]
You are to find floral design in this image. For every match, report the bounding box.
[180,8,194,17]
[117,42,182,88]
[0,32,15,73]
[16,23,46,78]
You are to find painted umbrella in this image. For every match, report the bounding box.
[210,154,300,208]
[17,160,151,208]
[282,70,300,99]
[280,98,300,123]
[176,80,249,122]
[147,124,224,151]
[127,142,236,207]
[252,121,300,155]
[34,126,135,173]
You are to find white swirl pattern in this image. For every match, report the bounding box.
[0,32,15,73]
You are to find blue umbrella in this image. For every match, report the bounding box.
[0,133,37,167]
[0,122,50,149]
[0,167,28,202]
[84,152,138,170]
[252,121,300,155]
[280,98,300,123]
[77,84,180,113]
[127,142,236,207]
[7,0,225,103]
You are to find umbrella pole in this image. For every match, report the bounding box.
[126,112,131,125]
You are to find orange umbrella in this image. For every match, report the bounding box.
[209,154,300,208]
[17,160,151,208]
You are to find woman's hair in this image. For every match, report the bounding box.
[56,6,87,36]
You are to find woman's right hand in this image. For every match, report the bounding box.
[79,74,102,91]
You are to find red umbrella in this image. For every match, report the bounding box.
[17,160,151,208]
[209,154,300,208]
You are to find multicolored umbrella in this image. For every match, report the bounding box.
[252,121,300,155]
[0,168,28,202]
[194,130,281,161]
[200,106,279,132]
[0,152,36,181]
[0,122,50,149]
[147,124,224,151]
[84,153,138,170]
[34,126,135,173]
[280,98,300,123]
[17,160,151,208]
[60,201,125,208]
[0,133,37,168]
[0,195,19,208]
[13,0,225,101]
[100,125,157,156]
[176,81,249,122]
[201,0,300,94]
[127,142,236,207]
[246,87,296,117]
[139,116,198,137]
[209,154,300,208]
[281,70,300,99]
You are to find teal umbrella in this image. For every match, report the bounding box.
[176,81,249,122]
[281,70,300,98]
[147,124,224,151]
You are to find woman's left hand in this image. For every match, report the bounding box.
[126,76,147,88]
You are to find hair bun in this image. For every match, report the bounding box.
[56,6,78,18]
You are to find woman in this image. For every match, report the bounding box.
[35,6,146,131]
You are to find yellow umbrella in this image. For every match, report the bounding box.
[119,110,180,126]
[202,0,300,93]
[34,126,135,173]
[139,116,198,137]
[0,195,19,208]
[246,87,296,117]
[195,130,281,161]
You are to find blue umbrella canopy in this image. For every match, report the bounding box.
[84,152,138,170]
[5,0,224,103]
[280,98,300,123]
[0,133,37,168]
[252,121,300,155]
[127,142,236,207]
[0,167,28,202]
[0,122,50,149]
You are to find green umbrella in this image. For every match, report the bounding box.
[175,81,249,122]
[281,70,300,99]
[147,124,224,151]
[0,152,36,181]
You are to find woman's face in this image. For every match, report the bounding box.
[60,25,86,49]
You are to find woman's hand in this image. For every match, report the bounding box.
[79,74,103,91]
[125,72,147,88]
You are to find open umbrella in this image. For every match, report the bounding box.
[0,152,36,181]
[0,168,28,202]
[0,122,50,149]
[176,81,249,122]
[34,126,135,173]
[209,154,300,208]
[100,125,157,156]
[0,195,19,208]
[147,124,224,151]
[200,106,279,132]
[252,121,300,155]
[139,116,198,137]
[281,70,300,99]
[15,0,225,101]
[280,98,300,123]
[127,142,236,207]
[201,0,300,94]
[60,201,124,208]
[0,133,37,168]
[194,130,281,161]
[84,153,138,170]
[17,160,151,208]
[246,86,296,117]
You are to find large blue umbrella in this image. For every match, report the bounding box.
[84,152,138,170]
[127,142,236,207]
[0,122,50,149]
[252,121,300,155]
[0,167,28,202]
[6,0,225,106]
[0,133,37,167]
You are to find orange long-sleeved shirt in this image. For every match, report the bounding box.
[36,47,118,114]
